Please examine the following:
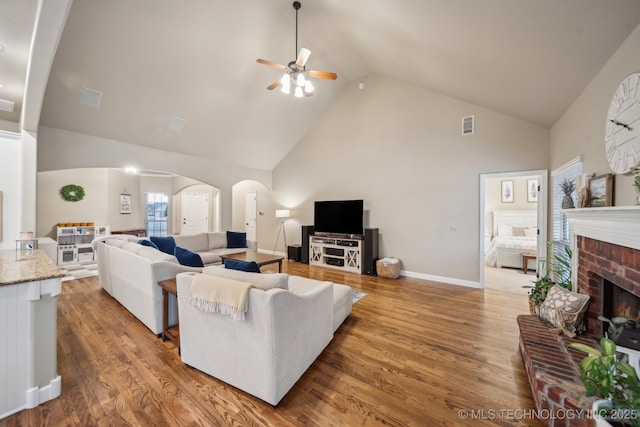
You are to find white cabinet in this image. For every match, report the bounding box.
[309,236,363,274]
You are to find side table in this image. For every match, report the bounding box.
[521,252,537,274]
[158,278,179,352]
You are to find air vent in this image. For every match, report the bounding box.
[462,115,474,135]
[168,117,186,132]
[0,98,15,112]
[80,87,102,108]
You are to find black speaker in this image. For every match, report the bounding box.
[301,225,314,264]
[362,228,379,276]
[288,245,301,262]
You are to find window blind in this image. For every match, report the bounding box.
[550,158,582,284]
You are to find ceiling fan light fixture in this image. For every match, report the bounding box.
[304,80,314,93]
[256,1,337,96]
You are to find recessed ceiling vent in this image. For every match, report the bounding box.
[0,98,15,112]
[80,87,102,108]
[462,115,474,135]
[168,116,186,132]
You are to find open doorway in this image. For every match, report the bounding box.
[479,170,548,293]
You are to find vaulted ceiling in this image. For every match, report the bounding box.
[3,0,640,170]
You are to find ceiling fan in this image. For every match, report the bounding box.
[257,1,337,97]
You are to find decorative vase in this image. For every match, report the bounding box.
[561,194,575,209]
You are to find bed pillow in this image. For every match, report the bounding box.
[538,285,590,334]
[512,226,527,237]
[524,228,537,238]
[174,246,204,267]
[150,236,176,255]
[497,224,512,237]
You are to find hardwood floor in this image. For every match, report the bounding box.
[1,261,541,426]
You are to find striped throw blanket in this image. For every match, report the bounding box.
[189,273,253,320]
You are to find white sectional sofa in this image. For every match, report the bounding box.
[176,265,353,405]
[91,232,257,335]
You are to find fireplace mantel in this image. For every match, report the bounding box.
[564,206,640,251]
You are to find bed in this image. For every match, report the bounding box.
[485,210,538,271]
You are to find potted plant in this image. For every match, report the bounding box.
[525,241,572,314]
[569,337,640,426]
[633,174,640,205]
[560,177,576,209]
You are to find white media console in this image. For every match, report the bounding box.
[309,235,364,274]
[309,228,378,275]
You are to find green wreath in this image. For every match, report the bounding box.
[59,184,85,202]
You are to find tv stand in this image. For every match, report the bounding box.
[309,228,378,276]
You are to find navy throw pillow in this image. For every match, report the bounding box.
[150,236,176,255]
[138,239,159,250]
[224,259,261,273]
[226,231,247,249]
[174,246,204,268]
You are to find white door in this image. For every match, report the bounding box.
[181,192,209,234]
[245,192,257,242]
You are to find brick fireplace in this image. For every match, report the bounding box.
[564,207,640,337]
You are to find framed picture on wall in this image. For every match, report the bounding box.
[120,193,131,214]
[588,174,613,207]
[501,180,514,203]
[527,179,538,203]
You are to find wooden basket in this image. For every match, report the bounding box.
[376,258,401,279]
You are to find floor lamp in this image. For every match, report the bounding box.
[273,209,290,255]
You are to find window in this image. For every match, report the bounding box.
[550,157,582,283]
[146,193,168,237]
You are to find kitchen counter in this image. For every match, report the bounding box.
[0,249,64,286]
[0,248,64,419]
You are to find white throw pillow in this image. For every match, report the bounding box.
[497,224,513,237]
[524,227,537,238]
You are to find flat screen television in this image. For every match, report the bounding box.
[314,200,364,236]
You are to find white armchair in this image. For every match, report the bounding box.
[176,271,334,405]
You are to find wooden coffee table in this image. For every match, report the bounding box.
[220,252,285,273]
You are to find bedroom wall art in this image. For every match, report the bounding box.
[501,180,514,203]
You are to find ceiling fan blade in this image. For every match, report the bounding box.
[257,58,286,69]
[295,48,311,67]
[308,70,338,80]
[267,79,281,90]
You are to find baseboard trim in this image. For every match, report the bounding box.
[400,270,481,289]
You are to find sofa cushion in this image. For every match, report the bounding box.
[138,239,159,250]
[122,242,144,255]
[138,246,177,262]
[105,238,126,248]
[150,236,176,255]
[198,252,221,265]
[224,259,261,273]
[175,246,205,267]
[173,233,209,252]
[203,266,288,290]
[226,231,247,249]
[208,232,227,250]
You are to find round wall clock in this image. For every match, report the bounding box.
[605,72,640,174]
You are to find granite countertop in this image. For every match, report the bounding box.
[0,249,65,286]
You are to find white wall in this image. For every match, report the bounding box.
[551,22,640,206]
[0,133,25,249]
[273,74,549,283]
[37,126,272,231]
